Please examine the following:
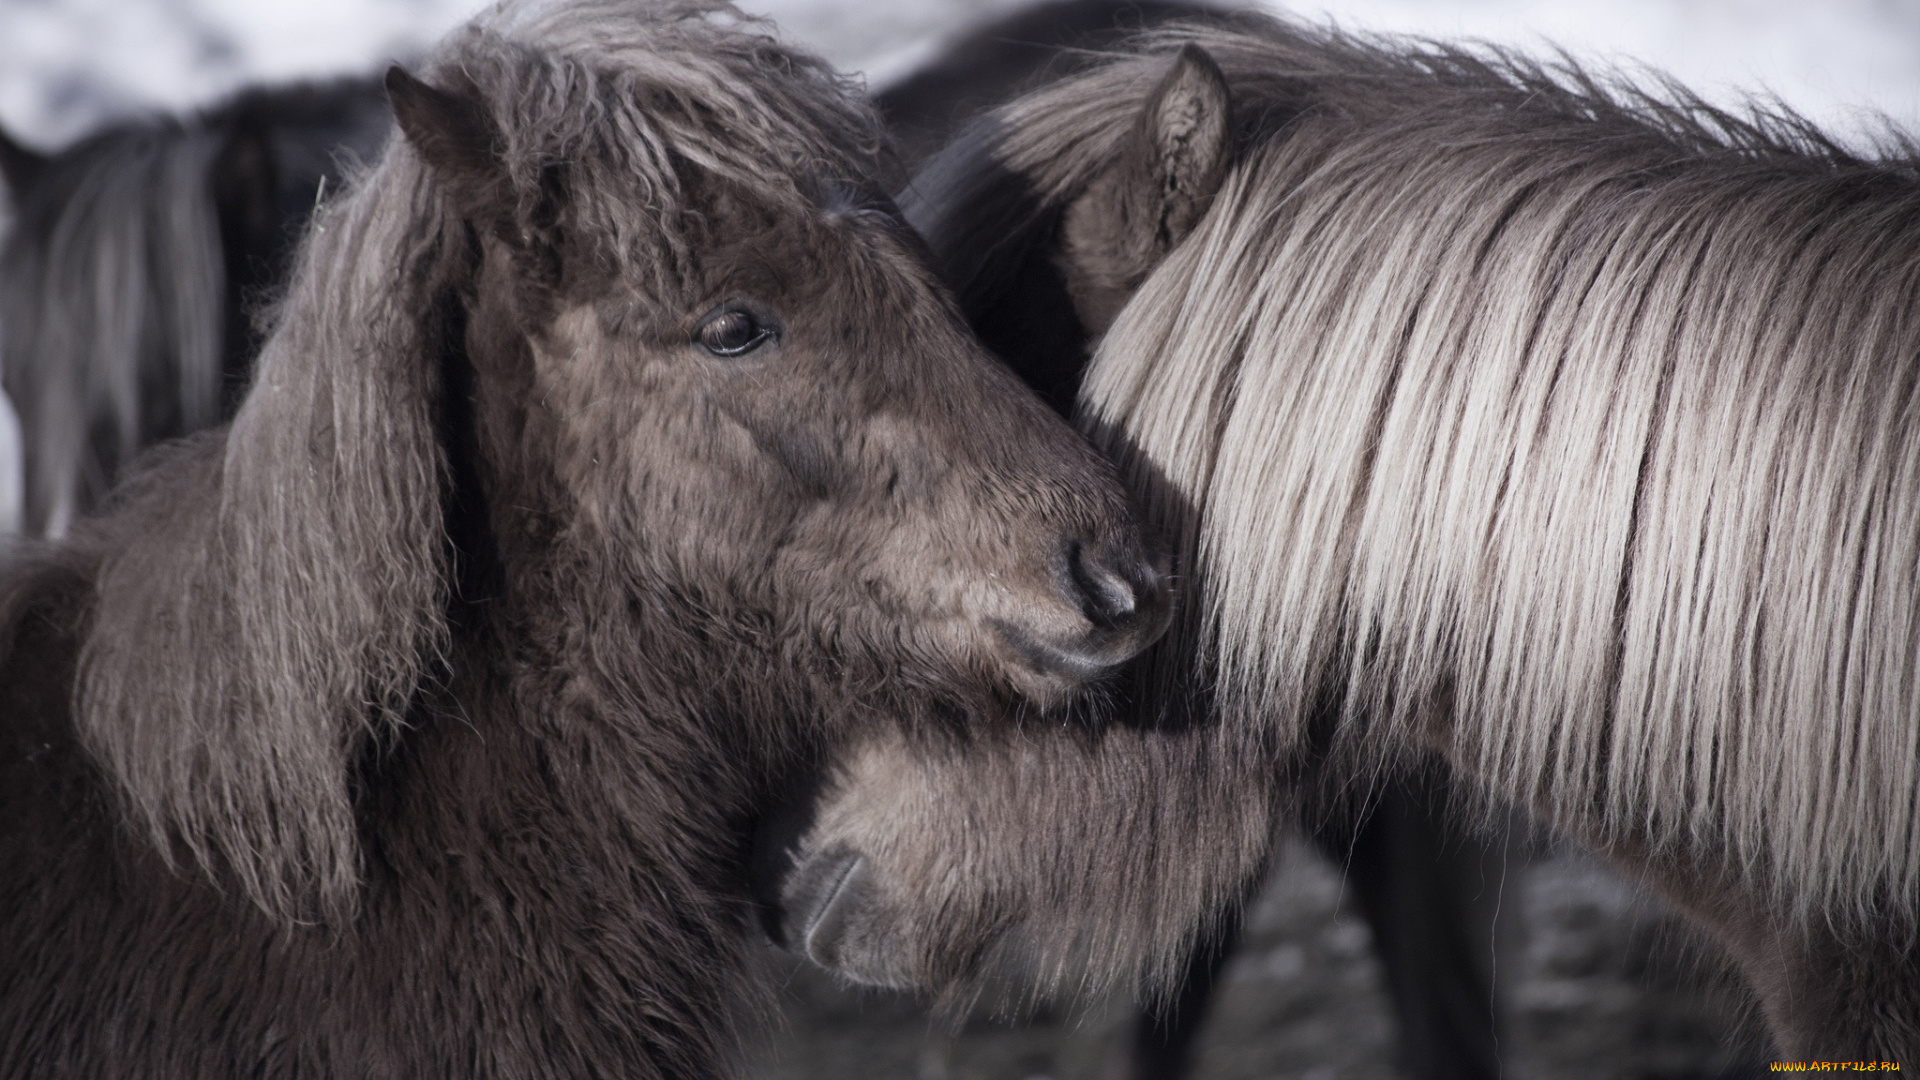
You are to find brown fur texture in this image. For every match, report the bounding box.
[0,2,1172,1075]
[770,40,1265,1012]
[784,14,1920,1058]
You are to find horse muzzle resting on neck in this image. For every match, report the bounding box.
[0,3,1170,1077]
[773,16,1920,1061]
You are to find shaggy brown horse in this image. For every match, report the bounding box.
[775,15,1920,1061]
[0,3,1171,1076]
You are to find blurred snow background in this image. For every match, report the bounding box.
[4,0,1920,152]
[3,0,1920,534]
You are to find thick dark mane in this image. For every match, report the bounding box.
[60,0,909,929]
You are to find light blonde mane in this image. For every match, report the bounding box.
[1000,19,1920,926]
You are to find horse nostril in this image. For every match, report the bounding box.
[1067,541,1158,630]
[995,539,1172,695]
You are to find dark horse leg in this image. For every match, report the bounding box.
[1110,906,1242,1080]
[1328,766,1512,1080]
[1112,763,1512,1080]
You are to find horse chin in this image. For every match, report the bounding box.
[987,595,1175,706]
[989,626,1114,707]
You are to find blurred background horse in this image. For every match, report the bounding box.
[0,79,387,536]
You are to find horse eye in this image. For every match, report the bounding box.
[694,308,775,357]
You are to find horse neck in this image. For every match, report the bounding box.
[344,629,760,1078]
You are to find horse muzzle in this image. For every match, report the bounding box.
[988,535,1174,703]
[750,792,920,989]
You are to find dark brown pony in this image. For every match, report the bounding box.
[0,2,1171,1076]
[776,15,1920,1061]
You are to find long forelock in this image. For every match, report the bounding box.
[435,0,887,289]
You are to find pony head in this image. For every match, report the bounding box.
[70,0,1173,925]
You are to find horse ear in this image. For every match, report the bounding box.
[0,124,47,195]
[386,65,511,221]
[1057,44,1231,336]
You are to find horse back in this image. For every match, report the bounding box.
[0,452,333,1076]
